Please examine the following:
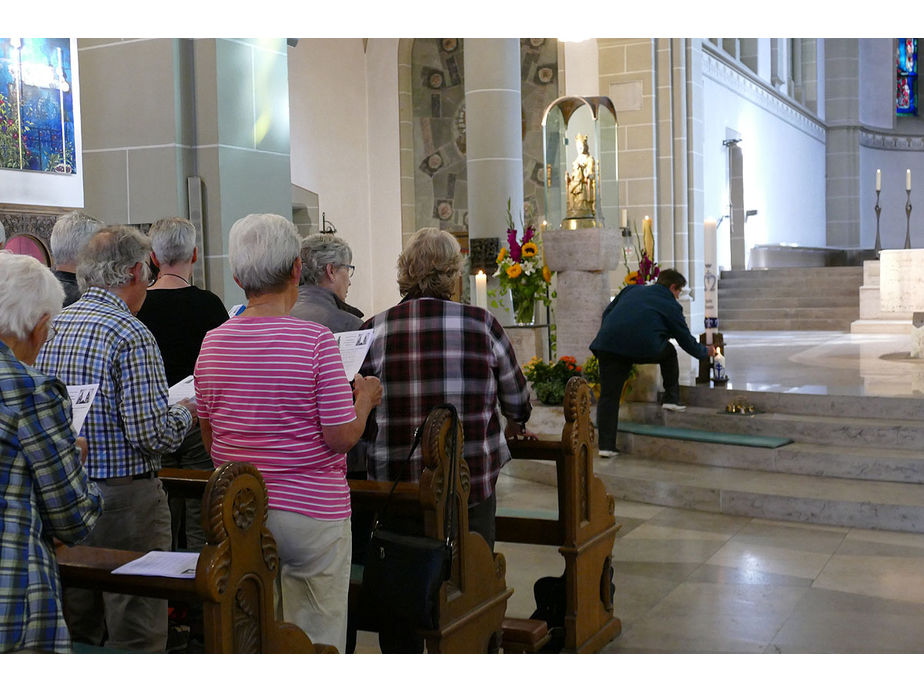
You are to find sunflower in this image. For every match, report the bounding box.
[506,263,523,279]
[542,265,552,283]
[496,247,507,263]
[521,241,538,258]
[624,271,640,285]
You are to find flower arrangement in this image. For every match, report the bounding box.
[622,219,660,287]
[492,199,554,324]
[581,354,638,401]
[523,355,582,405]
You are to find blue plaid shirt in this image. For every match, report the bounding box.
[35,287,193,479]
[0,342,102,652]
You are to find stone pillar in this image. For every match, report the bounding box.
[78,38,292,305]
[463,39,523,242]
[544,227,621,363]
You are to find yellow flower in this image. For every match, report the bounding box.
[624,271,639,285]
[506,263,523,279]
[542,265,552,283]
[496,247,507,263]
[521,242,538,258]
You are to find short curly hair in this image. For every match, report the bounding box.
[397,228,463,299]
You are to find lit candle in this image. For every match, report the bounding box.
[908,169,912,191]
[642,216,654,259]
[876,169,881,192]
[621,209,628,228]
[475,270,488,309]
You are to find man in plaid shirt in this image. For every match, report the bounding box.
[35,226,196,652]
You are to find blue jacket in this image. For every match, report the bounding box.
[589,283,708,361]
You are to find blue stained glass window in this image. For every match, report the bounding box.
[897,38,918,116]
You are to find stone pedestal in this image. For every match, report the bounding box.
[543,227,620,363]
[506,324,549,367]
[879,250,924,313]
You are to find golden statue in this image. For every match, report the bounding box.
[565,134,596,220]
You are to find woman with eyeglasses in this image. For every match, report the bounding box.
[290,233,363,333]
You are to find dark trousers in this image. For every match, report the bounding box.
[595,343,680,451]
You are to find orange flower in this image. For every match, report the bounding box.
[521,241,538,258]
[542,265,552,283]
[624,271,639,285]
[497,247,507,263]
[506,263,523,279]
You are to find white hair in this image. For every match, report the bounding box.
[150,217,196,265]
[300,234,352,285]
[229,214,300,295]
[50,211,104,265]
[0,251,65,340]
[77,225,152,292]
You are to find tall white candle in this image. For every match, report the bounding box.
[475,270,488,309]
[876,169,881,192]
[621,209,628,228]
[908,169,912,191]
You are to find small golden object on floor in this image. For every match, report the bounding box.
[724,397,756,415]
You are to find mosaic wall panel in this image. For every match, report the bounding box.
[411,38,559,238]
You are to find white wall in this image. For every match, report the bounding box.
[703,71,827,269]
[288,38,402,320]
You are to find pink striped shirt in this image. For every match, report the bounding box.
[194,316,356,520]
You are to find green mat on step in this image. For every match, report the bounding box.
[619,421,792,448]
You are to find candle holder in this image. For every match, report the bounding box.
[874,190,882,255]
[906,190,913,250]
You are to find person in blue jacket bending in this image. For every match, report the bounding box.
[590,268,715,458]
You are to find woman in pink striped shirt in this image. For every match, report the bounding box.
[194,214,381,653]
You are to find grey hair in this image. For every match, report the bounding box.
[0,251,65,340]
[77,225,152,292]
[300,234,353,286]
[228,213,300,295]
[150,217,197,265]
[50,211,104,265]
[397,228,463,299]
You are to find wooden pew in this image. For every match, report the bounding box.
[56,460,335,654]
[159,406,513,654]
[497,376,622,654]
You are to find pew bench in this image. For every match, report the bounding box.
[56,461,335,654]
[160,406,513,654]
[497,376,623,653]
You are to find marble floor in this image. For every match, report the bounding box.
[354,330,924,661]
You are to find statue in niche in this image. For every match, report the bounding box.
[565,134,597,220]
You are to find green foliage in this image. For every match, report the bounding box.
[522,355,583,405]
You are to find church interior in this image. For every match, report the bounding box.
[3,21,924,679]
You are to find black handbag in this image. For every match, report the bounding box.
[360,404,459,631]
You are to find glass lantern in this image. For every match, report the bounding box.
[541,96,619,230]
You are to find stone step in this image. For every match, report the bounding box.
[720,318,855,331]
[719,307,859,320]
[633,404,924,452]
[720,267,863,280]
[850,319,911,334]
[719,295,860,310]
[501,454,924,533]
[678,384,924,420]
[718,282,862,296]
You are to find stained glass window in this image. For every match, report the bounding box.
[897,38,918,116]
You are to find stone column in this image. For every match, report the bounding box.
[463,39,523,242]
[544,227,621,363]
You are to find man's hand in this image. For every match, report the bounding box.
[178,397,198,419]
[76,436,88,463]
[707,345,717,358]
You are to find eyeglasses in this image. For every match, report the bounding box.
[339,264,355,278]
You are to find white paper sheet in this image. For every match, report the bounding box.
[168,375,196,405]
[333,329,373,380]
[111,550,200,579]
[65,384,99,435]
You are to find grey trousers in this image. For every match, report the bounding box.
[63,476,172,652]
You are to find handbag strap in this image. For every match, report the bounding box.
[374,403,459,548]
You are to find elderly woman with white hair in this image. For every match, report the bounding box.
[136,217,228,553]
[0,252,102,653]
[290,233,363,332]
[194,213,382,652]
